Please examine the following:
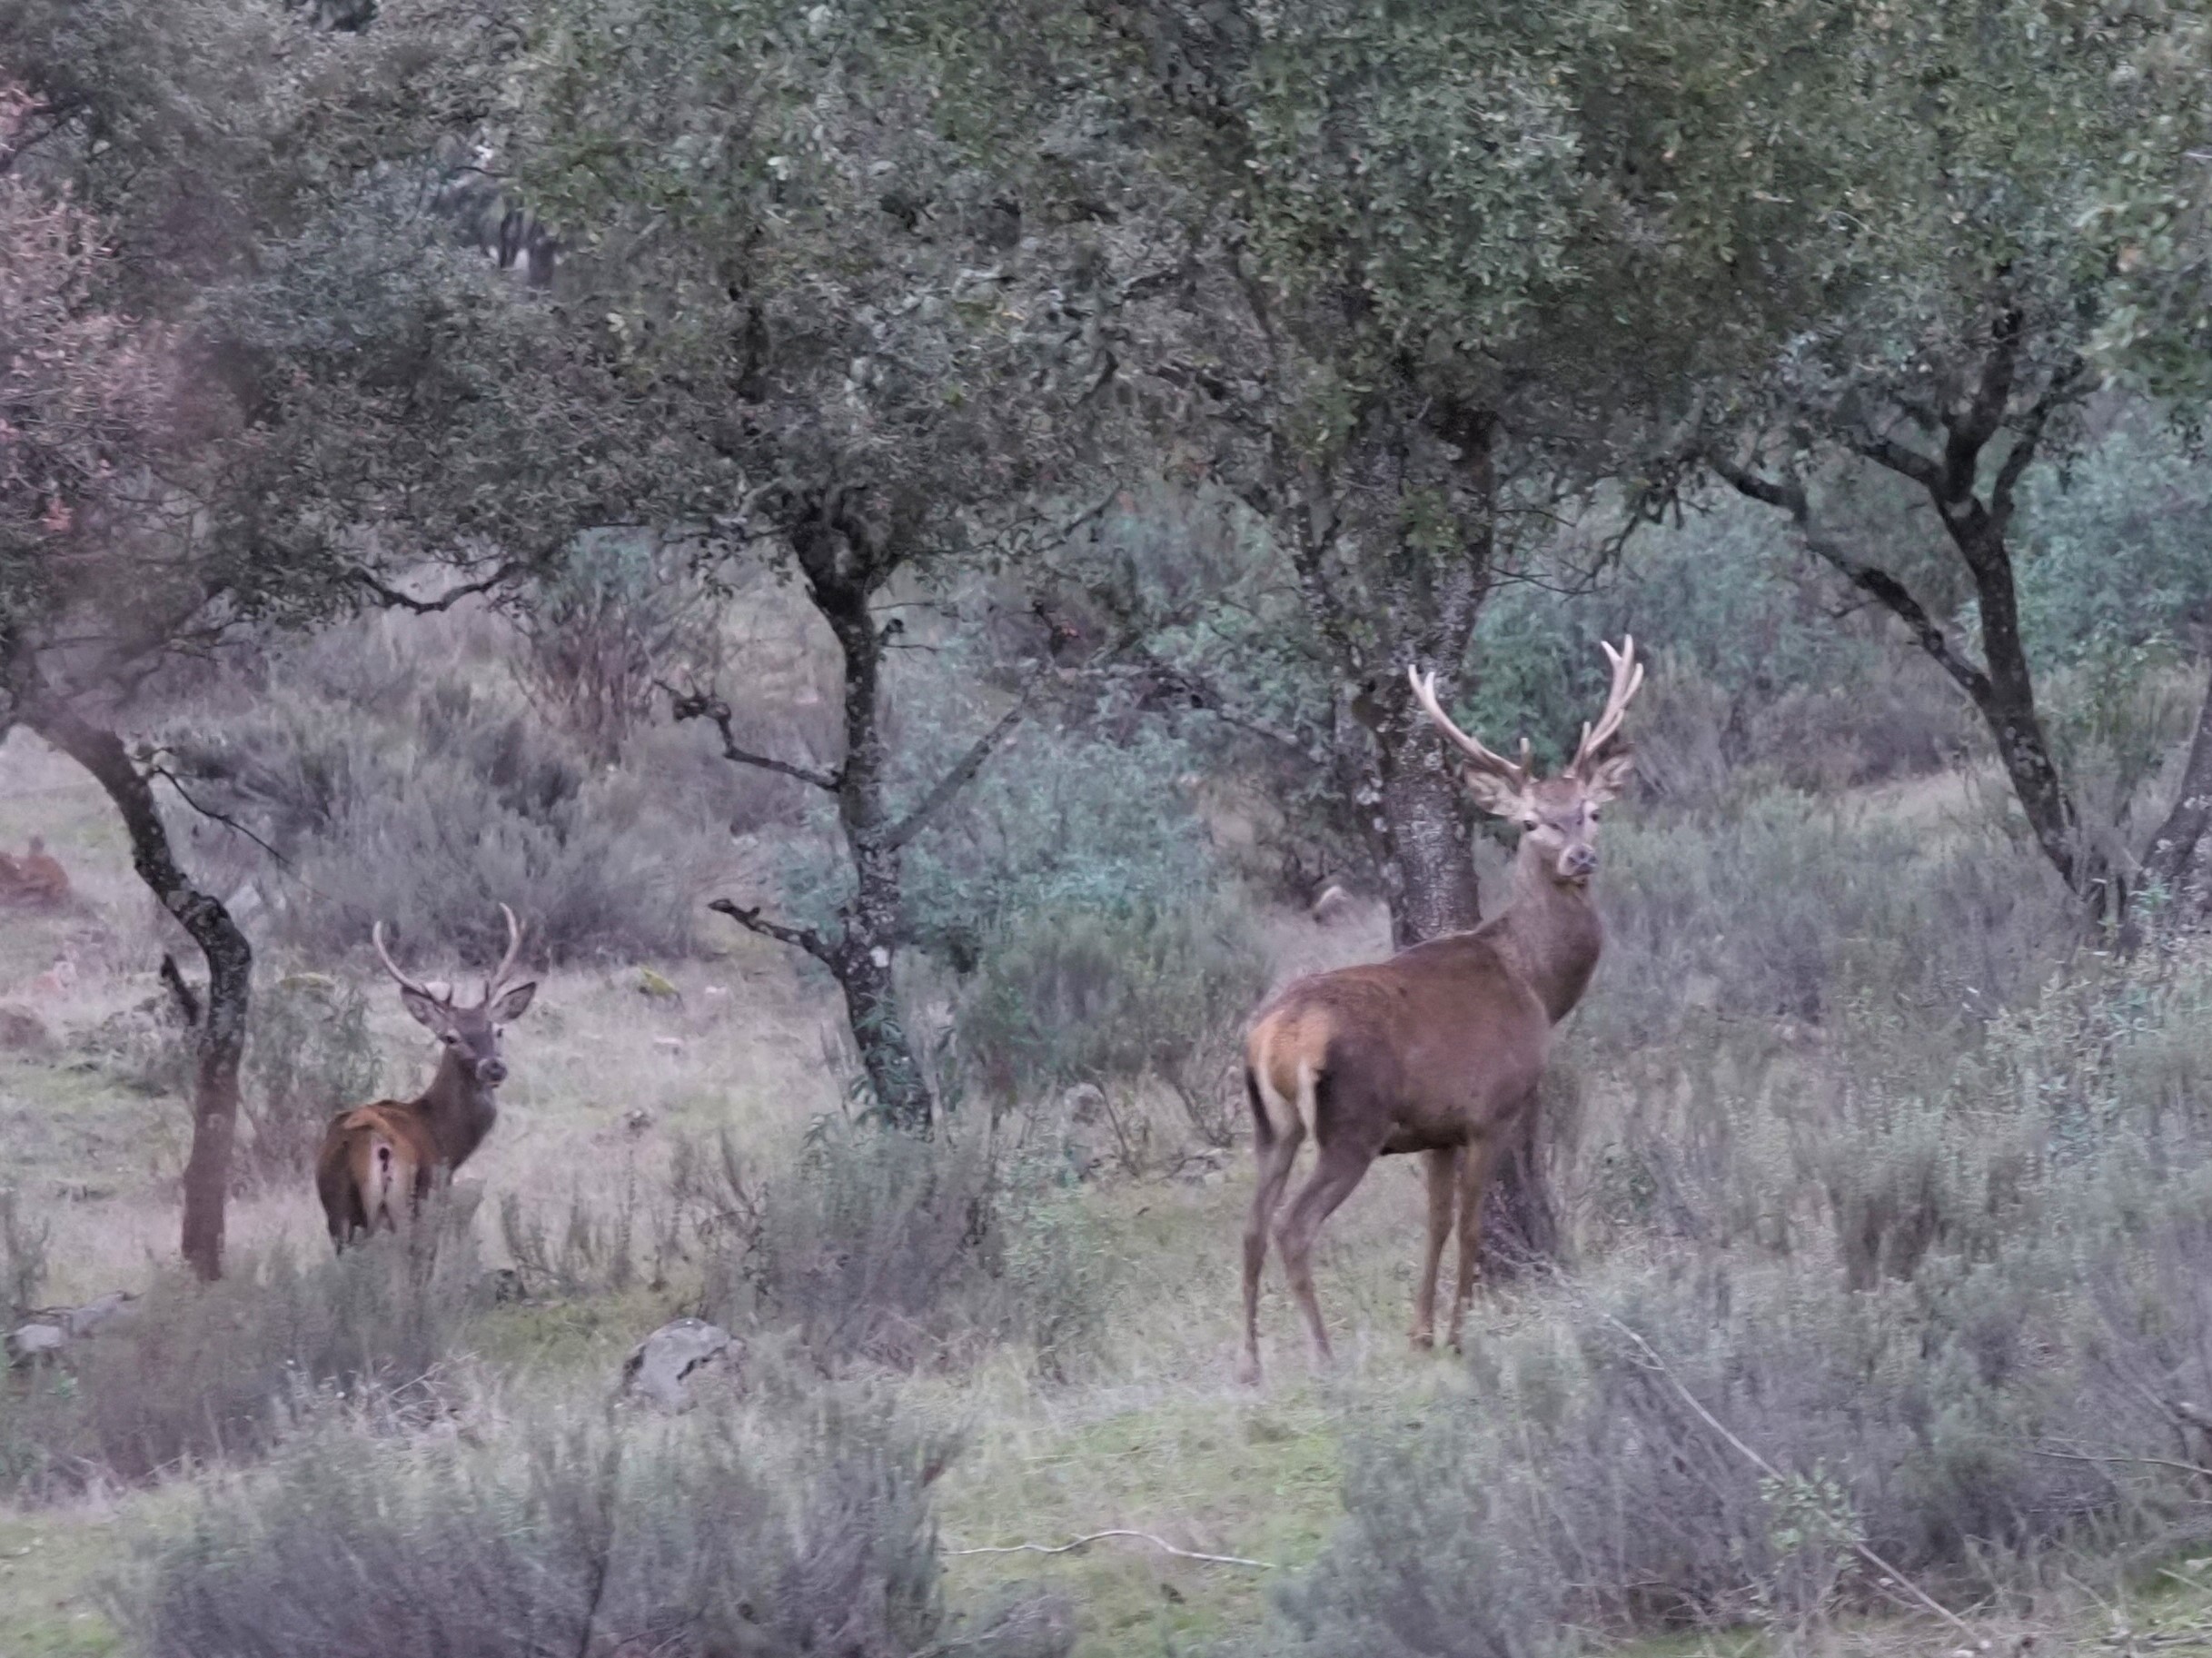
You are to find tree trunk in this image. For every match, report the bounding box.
[1373,710,1482,951]
[1373,705,1559,1275]
[2140,660,2212,910]
[27,704,252,1280]
[832,846,934,1133]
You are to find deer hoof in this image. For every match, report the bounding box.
[1235,1352,1262,1387]
[1409,1328,1435,1352]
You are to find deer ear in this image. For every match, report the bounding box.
[398,988,451,1033]
[1459,769,1532,820]
[1581,749,1637,806]
[488,981,537,1024]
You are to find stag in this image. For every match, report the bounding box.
[1238,638,1645,1383]
[316,906,538,1250]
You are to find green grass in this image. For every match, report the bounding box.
[0,1512,122,1658]
[938,1394,1342,1656]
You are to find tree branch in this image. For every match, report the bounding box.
[882,696,1028,852]
[1946,306,2024,486]
[666,685,842,792]
[1989,356,2086,533]
[349,562,523,614]
[1705,451,1996,708]
[706,897,833,963]
[1845,430,1944,493]
[2140,660,2212,895]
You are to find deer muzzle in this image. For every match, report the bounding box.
[1558,844,1599,882]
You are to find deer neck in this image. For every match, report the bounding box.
[1492,849,1606,1023]
[415,1045,499,1169]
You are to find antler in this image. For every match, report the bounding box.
[372,919,445,1006]
[1564,636,1645,779]
[372,903,525,1010]
[481,903,525,1004]
[1406,666,1534,791]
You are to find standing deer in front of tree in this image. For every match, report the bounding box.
[316,906,538,1250]
[1238,638,1645,1384]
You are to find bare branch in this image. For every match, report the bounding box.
[1705,452,1996,709]
[666,685,841,792]
[146,760,294,869]
[350,562,523,615]
[882,696,1027,852]
[706,897,833,963]
[945,1530,1276,1571]
[1846,430,1944,493]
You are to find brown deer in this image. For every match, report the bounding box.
[1237,638,1644,1384]
[316,906,537,1250]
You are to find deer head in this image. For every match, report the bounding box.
[372,904,538,1089]
[1408,636,1645,889]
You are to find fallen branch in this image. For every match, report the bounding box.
[1596,1312,1980,1643]
[945,1529,1275,1571]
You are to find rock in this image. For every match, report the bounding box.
[5,1323,64,1366]
[622,1107,655,1137]
[6,1291,138,1365]
[620,1317,738,1414]
[61,1291,136,1338]
[637,968,681,1000]
[0,1005,51,1053]
[485,1267,527,1305]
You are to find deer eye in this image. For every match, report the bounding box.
[1588,807,1602,821]
[1522,816,1540,831]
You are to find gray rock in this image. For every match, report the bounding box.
[620,1317,738,1414]
[5,1322,64,1366]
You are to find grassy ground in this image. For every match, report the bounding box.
[0,725,2197,1658]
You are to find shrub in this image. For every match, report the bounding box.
[164,650,717,963]
[121,1396,1073,1658]
[677,1126,1106,1377]
[956,898,1269,1142]
[236,973,380,1188]
[509,529,726,763]
[1,1199,480,1494]
[1274,942,2212,1652]
[0,1186,48,1318]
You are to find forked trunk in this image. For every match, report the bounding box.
[28,703,252,1280]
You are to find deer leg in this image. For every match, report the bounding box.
[1411,1147,1462,1350]
[1275,1139,1374,1369]
[1445,1133,1505,1351]
[1239,1117,1305,1385]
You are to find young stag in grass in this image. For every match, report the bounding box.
[316,905,537,1250]
[1238,638,1644,1383]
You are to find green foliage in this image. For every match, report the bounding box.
[0,1205,480,1496]
[2019,419,2212,666]
[168,651,709,961]
[957,898,1267,1124]
[121,1397,1072,1658]
[677,1126,1106,1378]
[238,975,379,1188]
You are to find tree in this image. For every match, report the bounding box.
[0,0,640,1271]
[1697,0,2212,919]
[0,76,259,1279]
[1014,0,1828,1260]
[513,0,1188,1129]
